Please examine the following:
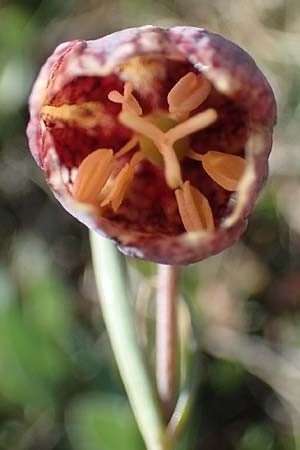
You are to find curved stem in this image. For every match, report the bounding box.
[156,264,180,422]
[90,232,167,450]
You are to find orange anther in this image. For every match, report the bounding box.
[175,181,214,232]
[73,149,115,203]
[101,151,144,212]
[167,72,211,115]
[201,151,248,191]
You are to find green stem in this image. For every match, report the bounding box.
[90,232,168,450]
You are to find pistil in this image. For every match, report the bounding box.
[165,109,217,144]
[119,111,184,188]
[119,112,165,143]
[118,108,217,190]
[108,82,143,116]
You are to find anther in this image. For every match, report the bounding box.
[188,150,248,191]
[167,72,212,115]
[73,149,115,203]
[175,181,214,232]
[101,151,144,212]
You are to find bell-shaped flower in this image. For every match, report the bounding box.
[27,26,276,264]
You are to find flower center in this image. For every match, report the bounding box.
[137,116,189,166]
[40,69,248,234]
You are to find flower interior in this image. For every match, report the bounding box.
[40,55,249,236]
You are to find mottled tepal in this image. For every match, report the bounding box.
[27,26,276,264]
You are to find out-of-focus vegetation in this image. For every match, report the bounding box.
[0,0,300,449]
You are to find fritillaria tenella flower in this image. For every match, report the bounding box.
[27,26,276,264]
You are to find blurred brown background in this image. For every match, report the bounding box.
[0,0,300,449]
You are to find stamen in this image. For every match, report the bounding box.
[127,150,144,168]
[101,151,144,212]
[175,181,214,232]
[201,151,248,191]
[182,181,214,231]
[166,109,217,144]
[41,102,113,129]
[186,149,204,162]
[73,149,115,203]
[101,163,132,212]
[187,149,248,191]
[115,135,139,158]
[108,82,142,116]
[167,72,212,115]
[175,189,194,232]
[186,183,215,231]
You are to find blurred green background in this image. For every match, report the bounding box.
[1,0,300,449]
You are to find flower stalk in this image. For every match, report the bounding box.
[156,264,180,423]
[90,231,168,450]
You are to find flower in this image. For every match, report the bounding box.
[27,26,276,265]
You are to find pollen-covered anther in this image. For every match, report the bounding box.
[108,82,143,116]
[101,151,144,212]
[72,148,115,203]
[187,149,248,191]
[175,181,214,232]
[167,72,212,116]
